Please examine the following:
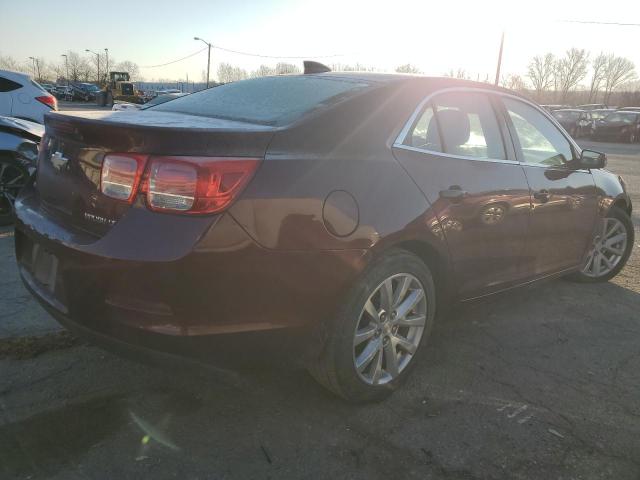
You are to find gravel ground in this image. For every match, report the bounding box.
[0,141,638,480]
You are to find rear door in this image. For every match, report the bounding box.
[393,90,532,298]
[500,96,598,275]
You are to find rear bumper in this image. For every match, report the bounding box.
[14,192,369,365]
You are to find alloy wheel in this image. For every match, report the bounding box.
[353,273,427,385]
[0,160,29,216]
[582,217,628,278]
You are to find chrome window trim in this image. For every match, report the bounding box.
[393,144,520,166]
[393,86,584,169]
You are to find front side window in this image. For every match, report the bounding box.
[503,98,574,166]
[432,92,506,160]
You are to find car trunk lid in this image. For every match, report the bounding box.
[36,111,275,237]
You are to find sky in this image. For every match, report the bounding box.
[1,0,639,83]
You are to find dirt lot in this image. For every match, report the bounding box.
[1,141,639,480]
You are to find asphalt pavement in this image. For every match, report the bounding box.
[0,139,639,479]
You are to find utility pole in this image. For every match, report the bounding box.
[494,31,505,86]
[28,57,39,80]
[61,54,69,85]
[194,36,212,88]
[105,48,109,80]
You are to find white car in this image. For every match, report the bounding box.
[111,101,142,112]
[0,70,57,123]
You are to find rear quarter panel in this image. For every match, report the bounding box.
[228,83,448,258]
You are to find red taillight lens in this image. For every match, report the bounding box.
[100,154,148,203]
[36,95,57,110]
[141,156,261,214]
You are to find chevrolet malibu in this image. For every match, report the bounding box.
[14,70,634,402]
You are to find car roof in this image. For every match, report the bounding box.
[554,108,583,112]
[0,69,29,82]
[302,72,522,97]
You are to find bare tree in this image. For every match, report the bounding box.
[602,55,636,103]
[588,53,607,103]
[65,51,91,82]
[0,54,26,73]
[331,63,377,72]
[217,62,248,83]
[395,64,421,74]
[501,74,527,91]
[555,48,589,102]
[444,68,471,80]
[115,60,141,81]
[527,53,555,99]
[274,62,300,75]
[250,64,276,78]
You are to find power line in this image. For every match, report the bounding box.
[140,47,208,68]
[140,44,349,69]
[562,19,640,26]
[211,44,348,59]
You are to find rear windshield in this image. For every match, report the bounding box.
[152,75,370,125]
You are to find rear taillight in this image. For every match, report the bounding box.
[36,95,57,110]
[100,154,260,214]
[141,156,261,214]
[100,154,148,203]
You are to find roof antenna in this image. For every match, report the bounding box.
[304,61,331,74]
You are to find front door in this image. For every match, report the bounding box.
[501,97,598,275]
[393,90,531,298]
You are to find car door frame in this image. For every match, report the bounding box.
[493,93,600,275]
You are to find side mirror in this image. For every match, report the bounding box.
[579,149,607,169]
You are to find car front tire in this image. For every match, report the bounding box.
[567,206,634,283]
[308,249,436,402]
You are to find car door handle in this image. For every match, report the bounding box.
[533,189,550,202]
[439,185,467,200]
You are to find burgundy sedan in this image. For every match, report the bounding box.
[14,71,633,402]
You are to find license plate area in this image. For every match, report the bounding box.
[31,244,58,291]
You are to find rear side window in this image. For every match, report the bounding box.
[153,76,370,126]
[503,98,574,165]
[405,105,442,152]
[433,92,506,160]
[0,76,22,92]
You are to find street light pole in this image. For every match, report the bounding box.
[61,54,69,85]
[494,31,505,86]
[104,48,109,79]
[28,56,37,80]
[194,36,212,88]
[86,49,100,84]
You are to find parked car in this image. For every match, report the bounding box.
[540,104,569,112]
[576,103,608,111]
[112,93,188,111]
[0,115,43,224]
[71,82,101,101]
[0,69,57,123]
[551,109,591,138]
[54,85,73,100]
[14,73,634,402]
[40,83,56,94]
[592,110,640,143]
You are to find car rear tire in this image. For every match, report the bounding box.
[0,154,31,226]
[308,249,436,402]
[566,206,634,283]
